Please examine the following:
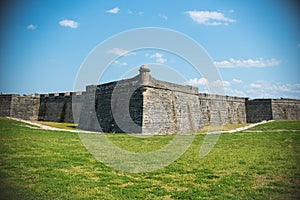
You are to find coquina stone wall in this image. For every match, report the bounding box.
[199,93,247,125]
[0,92,84,123]
[77,76,144,133]
[272,99,300,120]
[77,65,204,134]
[0,65,299,134]
[246,99,273,123]
[77,66,246,134]
[11,95,40,120]
[246,98,300,123]
[142,78,203,134]
[0,94,40,120]
[38,93,73,122]
[0,94,13,117]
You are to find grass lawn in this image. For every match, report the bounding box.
[0,117,299,199]
[249,120,300,131]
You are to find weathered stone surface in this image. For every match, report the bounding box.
[142,77,203,134]
[12,95,40,120]
[0,65,299,134]
[199,94,247,125]
[272,99,300,120]
[77,77,144,133]
[246,99,273,123]
[246,98,300,123]
[0,94,40,120]
[0,94,13,117]
[38,94,73,122]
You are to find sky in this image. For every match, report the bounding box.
[0,0,299,99]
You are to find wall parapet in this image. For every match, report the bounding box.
[0,65,299,134]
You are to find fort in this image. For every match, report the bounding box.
[1,65,299,134]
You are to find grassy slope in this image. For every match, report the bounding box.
[0,118,299,199]
[249,120,300,131]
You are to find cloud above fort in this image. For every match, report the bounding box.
[107,48,136,56]
[58,19,79,28]
[114,60,128,66]
[187,77,241,96]
[146,53,167,64]
[214,58,280,68]
[1,1,299,99]
[188,78,231,87]
[188,77,300,98]
[106,7,120,14]
[185,10,235,26]
[159,14,168,20]
[187,77,208,86]
[27,24,37,30]
[232,79,243,84]
[245,80,300,98]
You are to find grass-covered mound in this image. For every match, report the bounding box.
[0,118,299,199]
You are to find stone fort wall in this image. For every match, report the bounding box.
[246,98,300,123]
[199,93,247,125]
[142,77,203,134]
[0,94,40,120]
[1,65,299,134]
[39,93,72,122]
[77,75,144,133]
[272,98,300,120]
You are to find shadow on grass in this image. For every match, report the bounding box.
[67,125,77,129]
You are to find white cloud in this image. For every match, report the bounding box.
[185,10,235,26]
[188,78,241,96]
[214,58,280,68]
[248,83,262,89]
[187,78,208,86]
[106,7,120,14]
[147,53,167,64]
[59,19,79,28]
[159,14,168,20]
[27,24,37,30]
[213,80,231,87]
[127,10,144,16]
[156,57,167,64]
[187,78,230,87]
[245,80,300,98]
[107,48,136,56]
[230,89,245,97]
[223,87,246,97]
[149,53,163,58]
[188,78,300,98]
[114,60,127,66]
[298,43,300,47]
[232,79,243,84]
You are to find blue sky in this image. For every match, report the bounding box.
[0,0,299,98]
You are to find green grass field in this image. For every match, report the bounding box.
[0,118,299,199]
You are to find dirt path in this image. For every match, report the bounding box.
[7,117,277,134]
[205,120,273,134]
[7,117,97,133]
